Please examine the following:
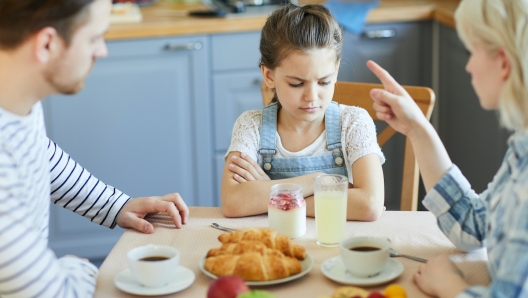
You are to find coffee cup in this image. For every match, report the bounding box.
[339,236,390,278]
[127,244,180,287]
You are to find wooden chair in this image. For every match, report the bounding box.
[261,82,435,211]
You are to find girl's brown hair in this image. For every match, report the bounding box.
[259,3,343,104]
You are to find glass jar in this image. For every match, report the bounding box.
[268,183,306,238]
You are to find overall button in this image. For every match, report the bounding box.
[335,156,344,166]
[263,163,272,171]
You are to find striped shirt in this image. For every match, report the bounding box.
[0,102,131,298]
[424,131,528,297]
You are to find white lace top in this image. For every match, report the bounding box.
[225,104,385,183]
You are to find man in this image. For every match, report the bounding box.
[0,0,189,297]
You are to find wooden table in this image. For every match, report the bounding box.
[95,207,490,297]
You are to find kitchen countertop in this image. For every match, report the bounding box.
[105,0,461,40]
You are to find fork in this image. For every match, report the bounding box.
[390,248,428,263]
[211,223,238,232]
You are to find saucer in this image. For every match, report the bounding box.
[321,256,404,287]
[114,266,195,296]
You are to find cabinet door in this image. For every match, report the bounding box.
[339,22,432,86]
[43,36,211,259]
[438,25,509,194]
[212,71,264,198]
[211,32,261,71]
[213,71,264,150]
[215,153,227,206]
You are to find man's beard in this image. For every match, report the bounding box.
[56,80,85,95]
[44,62,93,95]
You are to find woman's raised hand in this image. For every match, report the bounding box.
[367,60,429,137]
[229,152,270,183]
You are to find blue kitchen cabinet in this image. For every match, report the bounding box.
[339,22,432,86]
[211,32,265,203]
[437,24,509,194]
[43,35,213,260]
[212,72,265,205]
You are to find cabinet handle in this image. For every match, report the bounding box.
[362,29,396,39]
[253,78,262,85]
[162,42,203,52]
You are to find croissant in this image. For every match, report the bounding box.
[218,227,306,260]
[207,240,286,258]
[204,252,302,281]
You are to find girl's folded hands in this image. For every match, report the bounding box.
[229,153,271,183]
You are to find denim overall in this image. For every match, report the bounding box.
[259,102,349,180]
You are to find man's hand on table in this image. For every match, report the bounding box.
[413,254,469,298]
[116,193,189,233]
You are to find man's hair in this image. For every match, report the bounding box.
[0,0,96,50]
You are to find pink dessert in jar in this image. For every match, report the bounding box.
[268,184,306,238]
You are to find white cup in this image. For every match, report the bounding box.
[339,236,390,278]
[127,244,180,287]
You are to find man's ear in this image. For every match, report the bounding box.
[260,64,275,89]
[498,48,511,81]
[33,27,61,64]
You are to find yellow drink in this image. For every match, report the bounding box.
[315,190,347,246]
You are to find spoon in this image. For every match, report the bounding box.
[211,223,237,232]
[390,248,427,263]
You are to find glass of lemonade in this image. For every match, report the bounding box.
[314,174,348,247]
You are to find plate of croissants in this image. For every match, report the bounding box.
[200,227,313,286]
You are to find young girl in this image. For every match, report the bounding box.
[369,0,528,296]
[221,4,385,220]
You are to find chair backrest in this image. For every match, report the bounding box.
[261,81,435,211]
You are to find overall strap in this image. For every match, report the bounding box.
[325,101,345,167]
[259,103,278,171]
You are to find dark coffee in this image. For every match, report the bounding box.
[350,246,381,252]
[139,256,169,261]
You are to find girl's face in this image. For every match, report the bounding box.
[465,43,510,110]
[262,48,339,124]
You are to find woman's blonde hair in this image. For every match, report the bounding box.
[455,0,528,130]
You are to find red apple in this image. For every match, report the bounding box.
[207,275,250,298]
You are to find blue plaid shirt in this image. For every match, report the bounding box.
[423,132,528,298]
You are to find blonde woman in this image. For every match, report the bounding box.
[368,0,528,297]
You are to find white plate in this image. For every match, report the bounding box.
[199,254,313,286]
[321,256,404,287]
[114,266,195,296]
